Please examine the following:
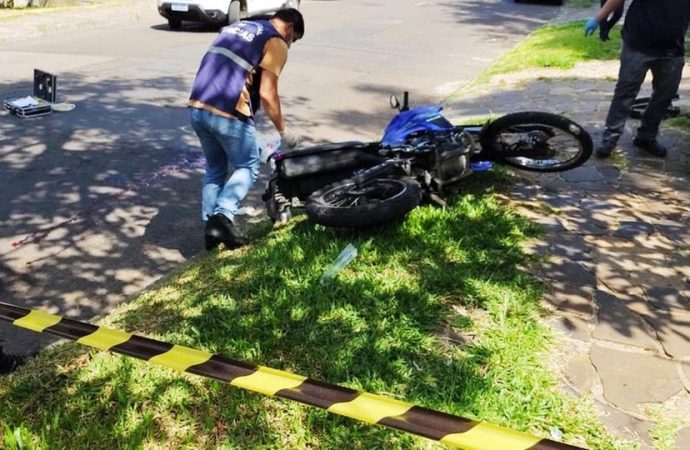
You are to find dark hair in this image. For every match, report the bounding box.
[272,8,304,38]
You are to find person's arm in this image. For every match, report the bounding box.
[594,0,624,22]
[259,69,285,133]
[585,0,625,35]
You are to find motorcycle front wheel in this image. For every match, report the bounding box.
[480,111,593,172]
[305,178,421,228]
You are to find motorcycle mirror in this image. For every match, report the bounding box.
[389,94,400,110]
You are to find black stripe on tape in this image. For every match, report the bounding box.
[378,406,477,441]
[187,354,258,382]
[276,378,361,409]
[111,335,174,361]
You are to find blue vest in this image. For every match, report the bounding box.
[190,20,283,118]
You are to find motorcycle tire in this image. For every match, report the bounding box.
[630,97,681,120]
[305,177,421,228]
[480,111,593,172]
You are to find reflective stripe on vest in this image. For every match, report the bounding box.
[207,46,254,73]
[189,20,282,118]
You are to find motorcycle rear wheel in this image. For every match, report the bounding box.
[480,111,592,172]
[305,178,421,228]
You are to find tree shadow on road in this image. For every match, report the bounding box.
[438,0,563,42]
[0,73,202,354]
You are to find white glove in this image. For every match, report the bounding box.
[280,126,300,150]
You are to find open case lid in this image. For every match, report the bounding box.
[33,69,57,103]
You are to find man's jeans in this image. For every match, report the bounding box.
[602,43,685,146]
[189,108,260,222]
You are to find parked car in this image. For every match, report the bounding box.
[158,0,300,30]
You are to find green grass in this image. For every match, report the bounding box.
[666,114,690,131]
[0,176,628,449]
[647,407,682,450]
[478,21,622,82]
[568,0,595,8]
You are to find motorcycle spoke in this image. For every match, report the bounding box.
[496,125,584,170]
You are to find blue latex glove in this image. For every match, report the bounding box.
[584,17,599,36]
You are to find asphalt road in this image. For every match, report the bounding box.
[0,0,561,356]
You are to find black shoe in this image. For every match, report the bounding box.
[633,137,667,157]
[204,217,223,251]
[206,214,249,250]
[595,143,615,158]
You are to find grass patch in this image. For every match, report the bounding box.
[646,406,683,450]
[568,0,595,7]
[478,21,622,82]
[0,178,627,449]
[666,114,690,131]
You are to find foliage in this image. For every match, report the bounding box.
[0,177,627,449]
[482,21,622,79]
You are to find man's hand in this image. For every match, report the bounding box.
[280,127,300,150]
[584,17,599,36]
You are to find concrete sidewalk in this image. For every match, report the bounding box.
[446,22,690,450]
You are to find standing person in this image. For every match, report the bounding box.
[188,8,304,250]
[584,0,689,158]
[598,0,624,41]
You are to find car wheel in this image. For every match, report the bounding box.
[168,18,182,30]
[228,0,241,24]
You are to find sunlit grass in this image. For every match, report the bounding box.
[666,114,690,131]
[0,177,629,449]
[479,21,622,81]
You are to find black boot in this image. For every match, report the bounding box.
[205,214,249,250]
[204,217,223,251]
[633,137,668,157]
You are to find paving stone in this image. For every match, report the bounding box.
[641,311,690,358]
[560,215,609,236]
[655,219,690,246]
[565,352,596,393]
[593,235,684,293]
[613,220,654,239]
[620,169,670,193]
[522,239,551,258]
[507,183,541,202]
[551,232,594,261]
[645,286,690,316]
[536,192,582,209]
[560,165,604,183]
[541,259,595,318]
[535,215,567,233]
[598,165,621,181]
[667,176,690,203]
[630,157,667,173]
[578,196,625,216]
[590,345,683,411]
[594,290,659,350]
[539,176,572,192]
[595,400,654,450]
[682,361,690,393]
[678,426,690,450]
[591,240,639,292]
[629,197,688,219]
[572,180,618,192]
[548,315,591,341]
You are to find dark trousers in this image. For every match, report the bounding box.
[602,43,685,146]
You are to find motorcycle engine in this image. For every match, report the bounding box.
[435,130,474,183]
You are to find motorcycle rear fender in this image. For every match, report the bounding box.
[277,142,380,178]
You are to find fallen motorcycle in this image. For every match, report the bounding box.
[262,92,593,228]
